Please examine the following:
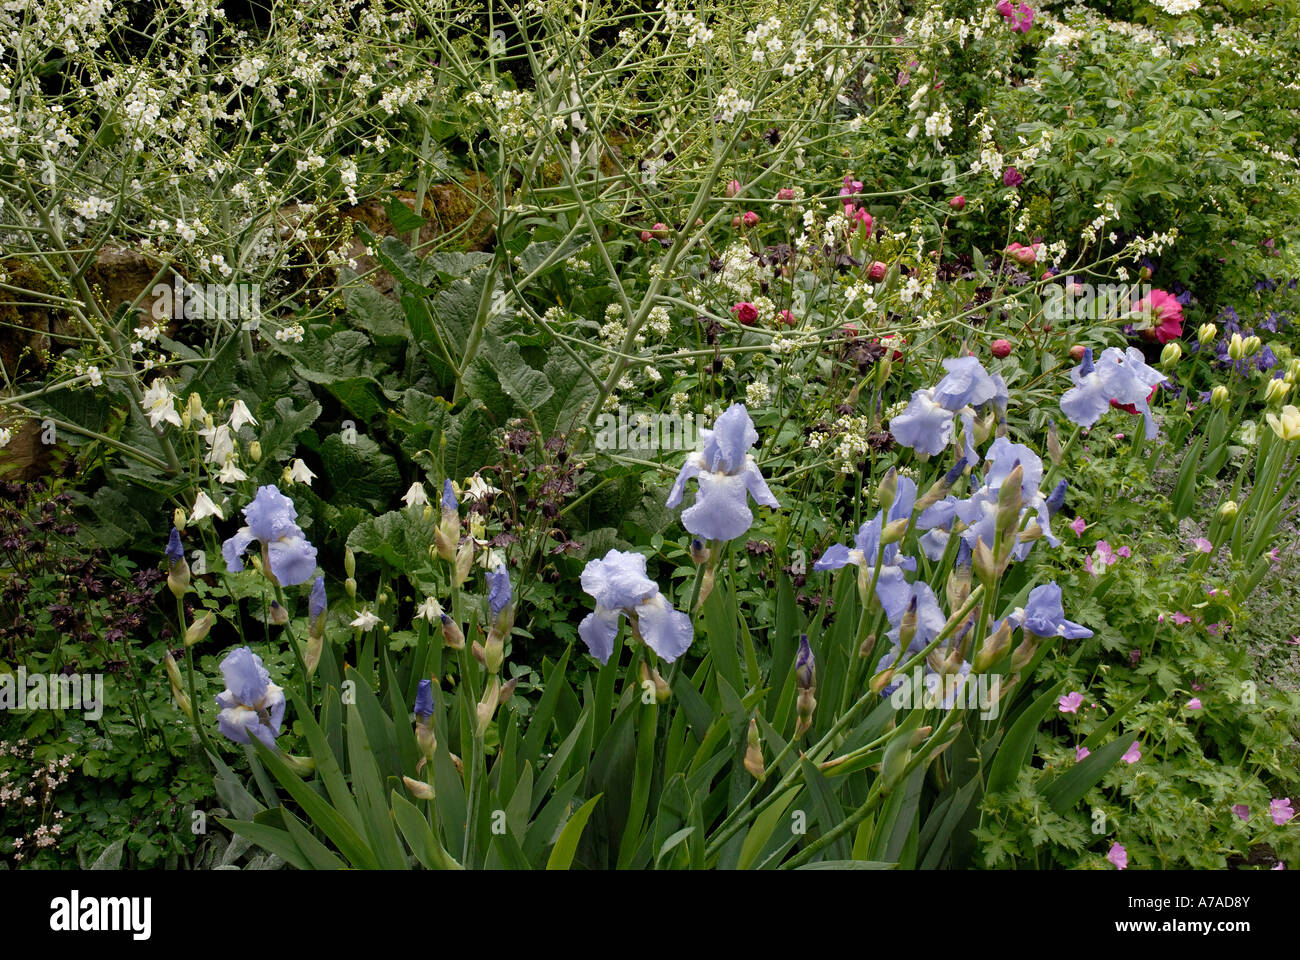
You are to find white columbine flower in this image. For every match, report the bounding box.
[415,597,443,623]
[229,399,258,432]
[350,610,382,631]
[286,459,316,485]
[142,379,182,429]
[464,475,501,502]
[0,427,10,448]
[217,459,248,483]
[403,482,429,508]
[191,490,225,521]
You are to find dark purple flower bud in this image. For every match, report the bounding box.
[1046,479,1067,516]
[795,634,815,690]
[487,563,511,617]
[414,678,434,719]
[166,527,184,565]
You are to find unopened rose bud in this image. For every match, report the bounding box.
[949,195,966,210]
[1069,344,1087,361]
[868,260,888,282]
[725,179,741,198]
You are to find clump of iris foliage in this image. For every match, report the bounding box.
[2,0,1299,870]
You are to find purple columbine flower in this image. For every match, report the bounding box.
[487,563,511,617]
[215,646,286,748]
[813,476,918,621]
[578,549,693,664]
[666,403,779,542]
[221,485,318,587]
[414,678,434,719]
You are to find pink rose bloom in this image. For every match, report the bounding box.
[1010,4,1034,33]
[995,0,1014,15]
[1121,741,1142,765]
[1107,842,1128,870]
[839,175,863,200]
[776,188,795,201]
[949,195,966,210]
[1135,288,1184,344]
[1004,241,1042,265]
[1271,798,1295,826]
[1003,166,1024,187]
[1232,804,1250,821]
[1059,691,1085,714]
[731,302,758,325]
[1187,698,1202,710]
[852,208,873,232]
[742,210,760,227]
[1069,516,1087,536]
[868,261,888,282]
[725,179,741,198]
[777,309,796,326]
[1076,746,1091,761]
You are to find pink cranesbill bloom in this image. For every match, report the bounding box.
[1122,741,1142,764]
[1271,798,1295,825]
[1172,612,1191,625]
[1085,540,1119,577]
[1107,842,1128,869]
[1076,746,1091,761]
[1069,516,1087,536]
[1187,697,1202,710]
[1233,804,1251,821]
[1059,691,1085,714]
[1191,537,1213,553]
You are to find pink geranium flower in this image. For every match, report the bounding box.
[1121,741,1142,764]
[1085,540,1119,577]
[1187,697,1202,710]
[1232,804,1251,821]
[1076,746,1091,761]
[1069,516,1087,536]
[1059,691,1085,714]
[1107,842,1128,869]
[1172,612,1191,625]
[1271,798,1295,826]
[1190,537,1213,553]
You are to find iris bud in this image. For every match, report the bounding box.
[880,517,909,545]
[689,537,709,565]
[1047,419,1062,466]
[184,609,215,647]
[269,601,288,625]
[877,467,898,513]
[743,717,765,780]
[440,613,465,650]
[402,776,434,800]
[972,617,1012,673]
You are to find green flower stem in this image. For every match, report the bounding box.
[272,582,314,713]
[176,595,215,759]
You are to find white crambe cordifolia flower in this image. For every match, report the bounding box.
[229,399,258,432]
[403,481,429,508]
[191,490,225,521]
[142,379,183,429]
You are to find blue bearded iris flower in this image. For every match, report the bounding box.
[993,582,1093,640]
[874,582,949,697]
[578,549,694,664]
[215,646,286,748]
[891,357,999,459]
[932,355,998,410]
[889,388,955,456]
[666,403,779,541]
[1060,347,1167,440]
[221,485,318,587]
[813,476,918,620]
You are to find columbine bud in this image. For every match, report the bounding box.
[1160,342,1182,369]
[438,613,464,650]
[1198,323,1217,346]
[1228,333,1245,361]
[345,577,357,599]
[163,652,184,691]
[343,548,356,580]
[1218,500,1239,522]
[1211,384,1230,408]
[247,440,261,463]
[184,609,215,647]
[1265,378,1292,406]
[743,717,765,780]
[173,508,187,532]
